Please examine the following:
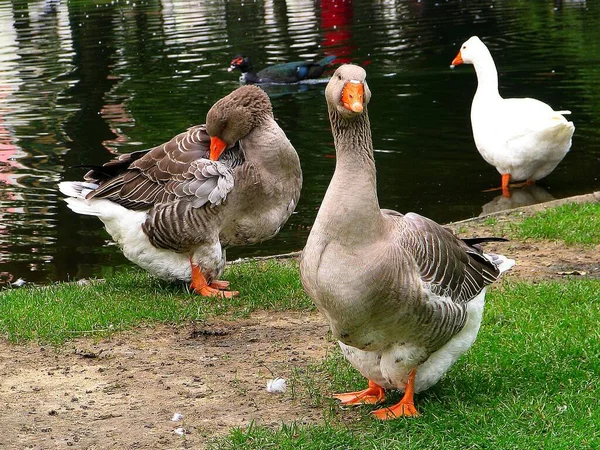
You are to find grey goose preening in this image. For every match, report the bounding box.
[60,85,302,298]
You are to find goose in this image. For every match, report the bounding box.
[299,64,514,419]
[59,85,302,297]
[451,36,574,197]
[228,54,336,84]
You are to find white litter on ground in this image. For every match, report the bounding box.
[11,278,26,287]
[266,377,287,393]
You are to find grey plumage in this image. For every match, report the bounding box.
[300,64,513,418]
[60,85,302,291]
[84,125,239,212]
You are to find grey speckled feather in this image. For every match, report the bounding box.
[85,125,238,211]
[395,212,500,303]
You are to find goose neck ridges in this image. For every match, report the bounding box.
[318,107,384,238]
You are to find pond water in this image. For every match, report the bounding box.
[1,0,598,285]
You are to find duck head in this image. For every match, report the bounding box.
[325,64,371,119]
[228,55,252,74]
[206,85,273,160]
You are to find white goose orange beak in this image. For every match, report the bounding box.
[210,136,227,161]
[342,80,364,113]
[451,51,463,66]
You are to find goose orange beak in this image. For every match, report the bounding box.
[210,136,227,161]
[342,81,364,113]
[451,51,463,66]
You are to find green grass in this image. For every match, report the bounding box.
[2,201,599,447]
[513,202,600,246]
[0,259,312,344]
[208,279,600,449]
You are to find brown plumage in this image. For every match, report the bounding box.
[60,85,302,297]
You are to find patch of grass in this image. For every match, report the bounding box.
[0,259,312,344]
[483,216,499,227]
[208,279,600,449]
[514,202,600,246]
[2,201,599,447]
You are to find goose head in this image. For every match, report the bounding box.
[325,64,371,120]
[206,85,273,160]
[451,36,489,66]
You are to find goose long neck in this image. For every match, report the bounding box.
[330,108,376,176]
[472,48,500,100]
[319,106,384,240]
[242,116,291,168]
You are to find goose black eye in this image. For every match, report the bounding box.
[338,74,342,80]
[462,45,466,50]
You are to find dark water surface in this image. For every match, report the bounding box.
[1,0,598,285]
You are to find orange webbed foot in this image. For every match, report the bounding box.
[371,369,420,420]
[190,262,239,298]
[209,279,230,290]
[333,380,385,405]
[482,173,513,197]
[508,179,535,189]
[372,400,420,419]
[193,284,239,298]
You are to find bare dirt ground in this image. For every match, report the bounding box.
[1,193,599,450]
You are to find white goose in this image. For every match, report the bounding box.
[59,86,302,297]
[452,36,575,197]
[300,64,514,419]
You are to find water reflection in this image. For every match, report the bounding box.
[0,0,75,284]
[0,0,598,285]
[480,185,556,216]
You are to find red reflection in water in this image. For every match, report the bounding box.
[0,83,23,281]
[321,0,354,64]
[0,87,22,203]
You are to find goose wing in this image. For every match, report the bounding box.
[85,125,241,210]
[393,212,501,304]
[498,98,573,146]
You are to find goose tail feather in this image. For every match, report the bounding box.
[484,253,515,274]
[58,181,99,199]
[59,181,104,217]
[62,197,103,217]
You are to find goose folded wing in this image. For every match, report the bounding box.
[85,125,234,210]
[398,212,501,303]
[498,98,568,145]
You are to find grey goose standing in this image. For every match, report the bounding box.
[299,64,514,418]
[59,85,302,297]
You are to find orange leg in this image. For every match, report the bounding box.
[484,173,534,198]
[482,173,511,197]
[501,173,511,198]
[508,178,536,188]
[372,369,420,419]
[189,262,238,298]
[333,380,386,405]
